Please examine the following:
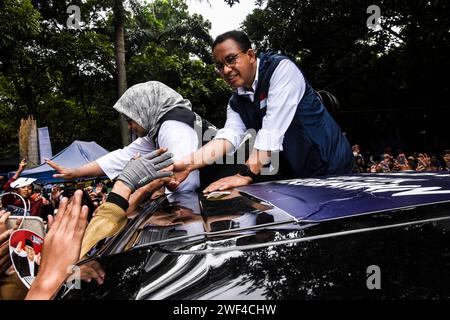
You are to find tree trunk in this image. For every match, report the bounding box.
[113,0,131,146]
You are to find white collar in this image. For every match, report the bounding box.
[237,58,260,96]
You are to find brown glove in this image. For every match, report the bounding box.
[80,202,128,258]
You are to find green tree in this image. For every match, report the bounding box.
[242,0,449,152]
[126,0,231,126]
[0,0,233,160]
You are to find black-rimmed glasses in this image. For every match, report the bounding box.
[214,50,247,73]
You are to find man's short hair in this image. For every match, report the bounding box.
[212,30,252,52]
[25,239,34,248]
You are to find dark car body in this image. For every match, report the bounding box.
[59,172,450,300]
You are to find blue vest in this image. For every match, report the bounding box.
[229,52,353,177]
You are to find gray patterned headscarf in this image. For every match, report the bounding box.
[113,81,192,140]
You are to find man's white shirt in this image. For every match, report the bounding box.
[214,58,306,153]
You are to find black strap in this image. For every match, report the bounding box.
[106,192,129,212]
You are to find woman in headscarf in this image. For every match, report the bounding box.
[46,81,207,193]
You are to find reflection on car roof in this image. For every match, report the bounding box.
[238,172,450,222]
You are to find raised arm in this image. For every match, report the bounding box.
[26,190,89,300]
[45,159,104,180]
[12,159,27,180]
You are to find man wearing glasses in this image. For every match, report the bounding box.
[172,30,353,193]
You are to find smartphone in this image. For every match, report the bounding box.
[58,188,96,221]
[397,154,406,165]
[6,216,45,238]
[3,205,27,216]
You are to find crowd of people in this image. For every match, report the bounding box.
[0,30,449,300]
[0,160,112,220]
[351,144,450,173]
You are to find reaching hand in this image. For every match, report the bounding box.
[416,153,431,171]
[18,158,27,171]
[26,190,89,300]
[165,161,191,186]
[117,148,174,192]
[203,174,252,194]
[45,158,77,179]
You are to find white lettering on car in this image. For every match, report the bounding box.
[278,173,450,197]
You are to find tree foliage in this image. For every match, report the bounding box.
[242,0,449,153]
[0,0,231,160]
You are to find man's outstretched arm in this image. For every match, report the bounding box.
[170,138,234,183]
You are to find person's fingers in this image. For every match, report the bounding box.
[203,181,223,193]
[156,147,168,155]
[45,159,63,171]
[132,153,141,160]
[66,190,83,234]
[80,268,101,283]
[166,182,179,192]
[204,185,219,193]
[81,266,104,284]
[0,247,12,273]
[0,211,10,224]
[89,261,106,279]
[161,164,174,172]
[0,230,12,245]
[142,150,160,160]
[152,158,174,171]
[53,173,67,179]
[0,260,11,274]
[203,183,215,193]
[14,218,22,229]
[76,205,89,238]
[154,171,174,179]
[47,215,54,231]
[218,183,232,191]
[149,151,173,165]
[51,197,68,233]
[144,148,168,161]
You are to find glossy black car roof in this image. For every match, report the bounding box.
[59,173,450,300]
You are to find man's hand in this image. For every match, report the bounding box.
[117,148,174,192]
[45,158,77,179]
[203,174,252,194]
